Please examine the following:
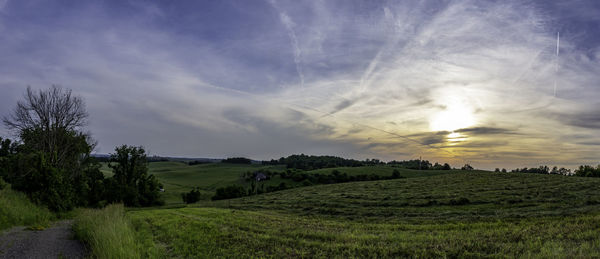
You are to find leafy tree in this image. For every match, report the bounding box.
[442,163,451,170]
[575,165,600,177]
[3,86,91,169]
[1,86,103,211]
[461,164,474,170]
[106,145,163,207]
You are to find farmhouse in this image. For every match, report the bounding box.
[255,172,267,182]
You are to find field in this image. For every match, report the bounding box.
[127,171,600,258]
[101,161,461,204]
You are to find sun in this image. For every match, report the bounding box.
[429,102,475,132]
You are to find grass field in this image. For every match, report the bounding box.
[102,161,459,204]
[127,171,600,258]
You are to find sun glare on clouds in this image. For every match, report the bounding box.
[429,100,475,132]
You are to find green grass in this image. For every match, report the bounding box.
[129,207,600,258]
[148,162,287,204]
[206,172,600,221]
[127,172,600,258]
[0,188,55,231]
[113,161,460,204]
[73,204,165,259]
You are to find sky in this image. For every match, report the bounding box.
[1,0,599,169]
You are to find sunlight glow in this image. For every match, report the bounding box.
[429,102,475,132]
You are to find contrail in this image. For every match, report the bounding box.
[267,0,304,88]
[555,31,559,95]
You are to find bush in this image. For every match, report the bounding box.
[212,185,247,200]
[0,176,6,190]
[182,188,202,204]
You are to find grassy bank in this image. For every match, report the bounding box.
[73,204,165,259]
[0,188,55,231]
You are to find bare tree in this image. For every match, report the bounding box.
[3,86,91,167]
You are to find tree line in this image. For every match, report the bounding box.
[263,154,454,171]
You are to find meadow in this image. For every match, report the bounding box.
[125,170,600,258]
[107,161,459,204]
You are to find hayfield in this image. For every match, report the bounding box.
[128,171,600,258]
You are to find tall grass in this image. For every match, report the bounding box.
[73,204,165,259]
[0,187,55,230]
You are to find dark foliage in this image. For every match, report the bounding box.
[263,154,364,170]
[212,185,247,200]
[222,157,252,164]
[461,164,474,170]
[105,145,164,207]
[188,160,210,166]
[575,165,600,177]
[388,159,433,170]
[0,176,6,190]
[182,187,202,204]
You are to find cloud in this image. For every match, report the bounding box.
[1,0,600,169]
[455,127,516,135]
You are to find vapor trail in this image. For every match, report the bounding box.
[554,32,559,97]
[267,0,305,88]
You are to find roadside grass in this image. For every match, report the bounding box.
[0,187,55,231]
[129,207,600,258]
[73,204,165,259]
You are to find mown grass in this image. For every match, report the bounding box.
[73,204,165,259]
[129,207,600,258]
[0,187,55,231]
[205,172,600,221]
[126,172,600,258]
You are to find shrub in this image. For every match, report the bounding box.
[212,185,247,200]
[182,188,202,204]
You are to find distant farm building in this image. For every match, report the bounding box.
[254,172,268,182]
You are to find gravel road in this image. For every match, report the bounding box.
[0,220,86,259]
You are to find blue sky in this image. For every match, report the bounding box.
[1,0,599,169]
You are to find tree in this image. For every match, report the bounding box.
[1,86,103,211]
[461,164,474,170]
[106,145,163,207]
[182,187,202,204]
[3,86,91,169]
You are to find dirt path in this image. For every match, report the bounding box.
[0,220,86,259]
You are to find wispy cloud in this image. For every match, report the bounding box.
[0,0,599,169]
